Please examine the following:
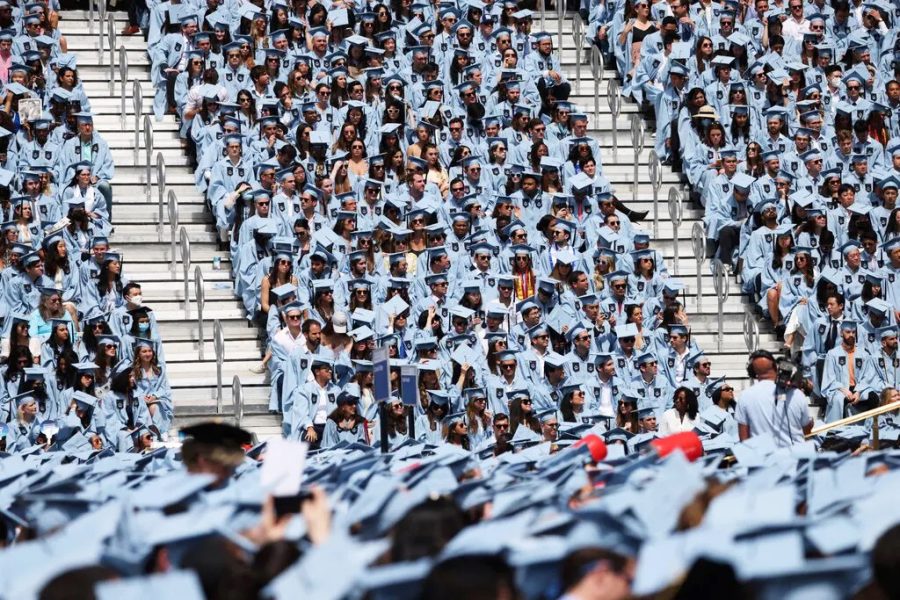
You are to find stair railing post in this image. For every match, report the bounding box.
[648,150,661,237]
[556,0,564,59]
[607,78,619,157]
[195,266,205,361]
[156,153,166,242]
[667,187,683,275]
[168,190,179,277]
[107,13,115,95]
[591,46,604,125]
[97,0,105,63]
[179,226,192,318]
[119,46,128,130]
[743,309,760,353]
[630,114,644,206]
[711,259,730,352]
[691,222,706,309]
[143,115,153,202]
[232,376,243,427]
[88,0,95,34]
[214,319,224,414]
[132,80,142,163]
[573,14,583,88]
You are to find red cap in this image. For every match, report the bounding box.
[649,431,703,462]
[573,433,608,462]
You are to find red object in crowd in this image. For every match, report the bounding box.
[573,434,608,462]
[649,431,704,462]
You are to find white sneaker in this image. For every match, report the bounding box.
[249,362,267,374]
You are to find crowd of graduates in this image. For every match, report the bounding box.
[7,1,900,599]
[0,0,174,454]
[143,0,747,454]
[590,0,900,423]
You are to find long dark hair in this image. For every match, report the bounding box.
[674,386,699,420]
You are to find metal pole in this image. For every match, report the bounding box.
[667,187,683,275]
[574,14,582,88]
[691,222,706,309]
[648,150,660,238]
[630,114,644,206]
[180,226,191,318]
[143,115,153,201]
[168,190,178,276]
[156,153,166,242]
[98,3,105,63]
[607,79,619,157]
[743,310,760,353]
[591,47,604,124]
[119,46,128,130]
[195,266,205,360]
[108,13,115,96]
[556,0,564,59]
[89,0,95,34]
[132,80,142,163]
[214,319,224,414]
[711,259,729,352]
[232,376,243,427]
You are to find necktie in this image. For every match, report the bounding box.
[826,320,838,349]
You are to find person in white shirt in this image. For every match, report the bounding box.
[658,386,699,435]
[781,0,811,40]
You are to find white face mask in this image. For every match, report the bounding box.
[830,76,842,87]
[128,295,143,306]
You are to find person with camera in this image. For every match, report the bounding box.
[736,350,813,447]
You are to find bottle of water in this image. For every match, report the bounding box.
[212,255,221,270]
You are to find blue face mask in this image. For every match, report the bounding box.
[138,322,150,333]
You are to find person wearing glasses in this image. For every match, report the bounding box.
[683,350,717,410]
[631,351,674,417]
[288,356,341,447]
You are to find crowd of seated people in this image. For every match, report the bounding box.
[0,0,172,454]
[146,0,732,453]
[589,0,900,422]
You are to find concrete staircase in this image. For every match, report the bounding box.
[62,10,280,437]
[546,15,781,388]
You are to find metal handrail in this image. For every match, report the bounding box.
[107,13,115,93]
[97,0,105,61]
[574,14,584,88]
[88,0,95,34]
[195,266,205,359]
[630,114,645,205]
[607,78,620,156]
[667,186,683,275]
[156,153,166,241]
[710,259,730,352]
[590,46,604,122]
[556,0,564,57]
[143,115,153,201]
[179,226,192,318]
[690,221,706,309]
[807,400,900,449]
[132,80,142,162]
[168,189,179,276]
[118,46,128,130]
[232,376,243,427]
[743,309,760,353]
[214,319,224,414]
[648,150,661,238]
